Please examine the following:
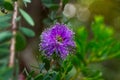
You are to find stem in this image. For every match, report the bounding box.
[57,0,63,14]
[9,1,18,68]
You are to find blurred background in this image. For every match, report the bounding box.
[1,0,120,80]
[18,0,120,80]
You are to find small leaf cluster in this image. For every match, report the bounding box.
[0,0,35,79]
[0,13,13,80]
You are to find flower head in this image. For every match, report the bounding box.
[39,23,75,59]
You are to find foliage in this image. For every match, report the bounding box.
[0,0,120,80]
[21,1,120,80]
[0,0,35,79]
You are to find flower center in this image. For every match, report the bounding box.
[56,35,63,42]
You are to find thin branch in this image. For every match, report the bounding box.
[9,1,18,67]
[57,0,63,14]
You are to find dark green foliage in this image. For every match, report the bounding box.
[0,67,13,80]
[0,11,12,80]
[0,14,11,29]
[34,73,43,80]
[25,70,58,80]
[0,41,10,48]
[19,27,35,37]
[41,0,59,10]
[0,0,35,80]
[0,0,4,6]
[0,1,13,14]
[43,58,50,71]
[15,32,27,51]
[3,1,13,10]
[62,0,69,5]
[0,31,12,42]
[0,14,11,22]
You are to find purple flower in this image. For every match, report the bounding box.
[39,23,75,59]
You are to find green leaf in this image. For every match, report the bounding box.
[41,0,59,10]
[43,58,50,71]
[45,4,59,10]
[92,16,114,40]
[50,72,57,80]
[0,48,9,58]
[39,63,45,72]
[23,0,31,3]
[0,48,9,53]
[76,26,88,41]
[43,18,52,25]
[0,42,10,59]
[0,15,11,22]
[15,32,27,51]
[43,73,50,80]
[26,71,35,80]
[62,0,69,5]
[0,41,10,48]
[19,8,34,26]
[19,27,35,37]
[0,22,11,29]
[0,67,13,80]
[66,66,76,80]
[34,74,43,80]
[0,31,12,42]
[66,64,73,74]
[3,1,13,10]
[71,55,81,68]
[23,0,31,7]
[0,0,4,6]
[0,58,8,66]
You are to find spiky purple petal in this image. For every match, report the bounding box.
[40,23,75,59]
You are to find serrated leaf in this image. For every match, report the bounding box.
[15,32,27,51]
[0,31,12,42]
[19,8,34,26]
[19,27,35,37]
